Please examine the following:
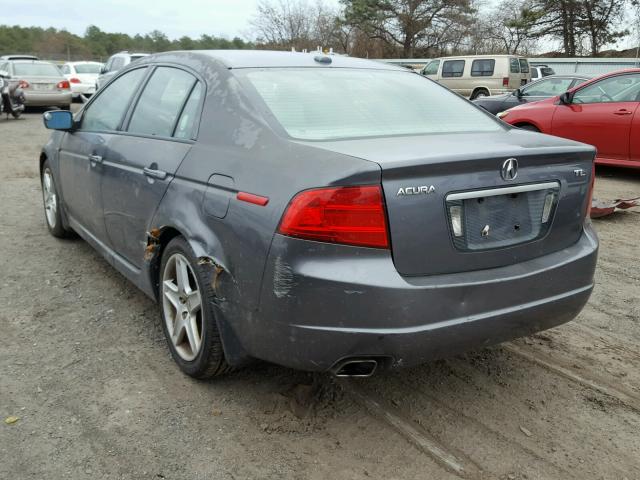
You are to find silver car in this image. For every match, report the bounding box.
[1,60,72,109]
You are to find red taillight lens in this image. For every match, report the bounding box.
[502,77,509,87]
[69,77,81,84]
[278,185,390,249]
[57,80,70,89]
[586,163,596,218]
[18,80,29,89]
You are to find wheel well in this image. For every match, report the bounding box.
[472,87,490,98]
[39,152,47,177]
[148,226,183,299]
[513,122,540,132]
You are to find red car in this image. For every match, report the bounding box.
[499,69,640,169]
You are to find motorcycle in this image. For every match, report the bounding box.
[0,69,26,119]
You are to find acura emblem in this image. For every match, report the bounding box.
[501,158,518,181]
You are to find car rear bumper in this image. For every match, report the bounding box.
[24,91,72,106]
[70,83,96,97]
[244,224,598,372]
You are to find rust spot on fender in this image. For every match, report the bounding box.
[144,228,162,261]
[198,257,230,301]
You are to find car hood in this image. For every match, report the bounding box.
[473,93,510,103]
[507,95,558,113]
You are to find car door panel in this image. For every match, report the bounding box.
[100,66,200,267]
[58,131,109,239]
[551,102,635,161]
[631,107,640,163]
[100,137,191,267]
[551,72,640,162]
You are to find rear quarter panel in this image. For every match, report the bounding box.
[146,57,381,363]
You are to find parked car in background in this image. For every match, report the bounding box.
[0,60,71,109]
[530,65,556,80]
[60,61,103,100]
[473,74,593,115]
[96,51,148,89]
[421,55,531,99]
[500,69,640,169]
[39,50,597,379]
[0,54,39,61]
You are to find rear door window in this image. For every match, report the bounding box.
[518,59,529,73]
[127,67,197,138]
[471,59,495,77]
[81,68,147,132]
[442,60,465,78]
[509,58,520,73]
[174,82,203,140]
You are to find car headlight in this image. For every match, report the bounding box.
[497,111,509,118]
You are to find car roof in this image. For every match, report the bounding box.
[66,61,103,65]
[541,73,595,79]
[182,50,403,70]
[10,60,56,65]
[434,54,524,60]
[1,54,38,60]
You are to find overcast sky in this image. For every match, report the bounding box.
[6,0,341,40]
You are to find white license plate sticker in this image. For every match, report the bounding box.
[33,84,53,91]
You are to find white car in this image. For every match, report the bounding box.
[60,61,104,99]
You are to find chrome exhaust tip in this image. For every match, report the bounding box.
[332,359,378,378]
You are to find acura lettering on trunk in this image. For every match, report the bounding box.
[39,50,598,379]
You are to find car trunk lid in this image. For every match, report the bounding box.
[299,130,595,276]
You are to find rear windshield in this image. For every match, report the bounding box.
[12,62,61,77]
[519,59,529,73]
[244,68,501,141]
[74,63,102,74]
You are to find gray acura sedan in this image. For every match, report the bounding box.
[40,51,598,378]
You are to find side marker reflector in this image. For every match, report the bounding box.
[237,191,269,206]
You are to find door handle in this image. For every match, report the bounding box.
[143,167,167,180]
[613,109,632,115]
[88,154,102,163]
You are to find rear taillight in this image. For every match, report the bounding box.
[69,77,81,84]
[278,185,389,249]
[57,80,70,89]
[18,80,29,89]
[502,77,509,87]
[586,163,596,218]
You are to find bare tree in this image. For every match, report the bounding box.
[249,0,344,51]
[341,0,475,58]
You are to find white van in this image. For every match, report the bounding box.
[421,55,531,99]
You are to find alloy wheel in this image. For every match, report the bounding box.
[42,168,57,229]
[162,253,203,361]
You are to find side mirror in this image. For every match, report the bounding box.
[515,88,523,98]
[0,69,8,78]
[43,110,74,131]
[559,92,573,105]
[100,65,108,74]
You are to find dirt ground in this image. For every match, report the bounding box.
[1,108,639,480]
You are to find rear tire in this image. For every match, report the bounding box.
[517,124,540,132]
[159,236,231,379]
